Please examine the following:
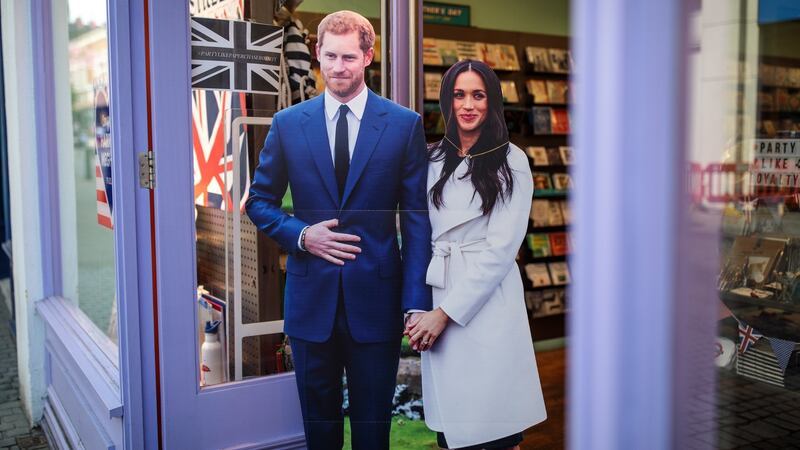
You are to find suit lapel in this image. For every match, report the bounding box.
[340,90,387,208]
[301,96,339,207]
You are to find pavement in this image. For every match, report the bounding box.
[0,287,49,450]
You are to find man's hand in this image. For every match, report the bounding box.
[404,312,424,332]
[304,219,361,265]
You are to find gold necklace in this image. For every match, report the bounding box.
[445,135,509,160]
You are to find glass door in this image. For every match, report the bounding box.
[147,0,388,447]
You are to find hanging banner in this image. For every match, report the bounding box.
[190,17,283,95]
[94,84,113,229]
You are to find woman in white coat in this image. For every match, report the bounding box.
[404,59,547,450]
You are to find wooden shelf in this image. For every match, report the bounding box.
[531,310,568,320]
[534,189,569,198]
[525,254,569,262]
[718,290,800,341]
[526,71,570,77]
[530,102,569,108]
[530,164,571,170]
[528,224,569,233]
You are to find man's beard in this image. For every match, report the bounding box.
[324,72,364,98]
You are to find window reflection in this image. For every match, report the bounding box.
[688,2,800,447]
[66,0,117,343]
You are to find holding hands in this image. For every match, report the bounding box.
[304,219,361,265]
[405,308,450,352]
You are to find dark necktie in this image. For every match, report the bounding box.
[334,104,350,199]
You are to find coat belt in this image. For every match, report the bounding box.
[425,239,490,289]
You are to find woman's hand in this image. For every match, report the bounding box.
[404,308,450,352]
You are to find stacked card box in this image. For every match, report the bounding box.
[530,199,570,227]
[524,262,571,287]
[526,232,570,257]
[736,339,800,390]
[525,288,568,318]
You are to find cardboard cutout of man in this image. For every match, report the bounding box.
[246,10,432,450]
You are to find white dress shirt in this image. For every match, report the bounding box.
[323,86,368,164]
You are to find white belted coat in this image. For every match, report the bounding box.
[422,144,547,448]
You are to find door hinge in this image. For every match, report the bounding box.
[138,151,155,189]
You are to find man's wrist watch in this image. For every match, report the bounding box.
[299,227,309,251]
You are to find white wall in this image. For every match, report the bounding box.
[1,0,47,424]
[690,0,760,167]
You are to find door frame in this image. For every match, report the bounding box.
[107,0,158,448]
[145,1,305,448]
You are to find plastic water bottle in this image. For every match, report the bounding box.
[201,320,223,386]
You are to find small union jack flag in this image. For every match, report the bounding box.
[190,17,283,95]
[738,322,763,354]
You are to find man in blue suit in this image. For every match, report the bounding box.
[245,10,432,450]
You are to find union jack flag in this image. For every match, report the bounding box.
[738,322,763,354]
[190,17,283,95]
[192,89,250,211]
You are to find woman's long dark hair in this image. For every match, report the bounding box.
[429,59,513,215]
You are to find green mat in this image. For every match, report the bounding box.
[344,417,437,450]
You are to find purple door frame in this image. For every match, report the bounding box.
[145,1,305,448]
[568,0,715,449]
[107,0,158,448]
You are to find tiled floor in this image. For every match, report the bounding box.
[0,299,50,450]
[521,347,565,450]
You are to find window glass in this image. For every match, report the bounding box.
[689,1,800,447]
[63,0,117,343]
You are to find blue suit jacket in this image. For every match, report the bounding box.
[246,90,433,343]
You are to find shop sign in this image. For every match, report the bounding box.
[191,18,283,95]
[94,84,113,229]
[751,139,800,188]
[423,2,470,27]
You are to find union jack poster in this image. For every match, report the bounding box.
[193,90,250,211]
[94,84,113,229]
[190,17,283,95]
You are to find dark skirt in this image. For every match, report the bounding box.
[436,431,523,450]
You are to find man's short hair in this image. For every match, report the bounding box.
[317,10,375,54]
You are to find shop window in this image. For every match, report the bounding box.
[57,0,118,344]
[689,1,800,447]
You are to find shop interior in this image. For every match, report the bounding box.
[190,0,570,448]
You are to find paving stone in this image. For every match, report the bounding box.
[0,303,49,450]
[740,420,793,439]
[764,415,800,432]
[721,427,764,444]
[717,414,748,426]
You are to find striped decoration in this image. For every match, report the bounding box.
[736,339,800,388]
[95,156,112,229]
